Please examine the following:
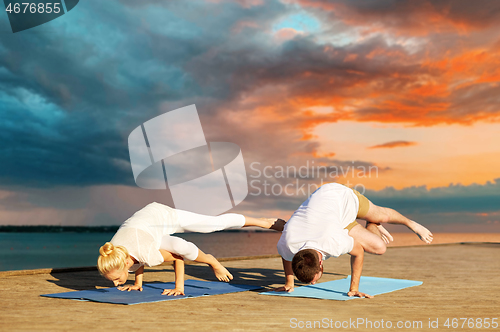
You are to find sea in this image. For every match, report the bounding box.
[1,231,498,272]
[0,231,282,272]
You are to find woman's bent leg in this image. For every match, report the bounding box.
[160,235,199,261]
[193,249,233,282]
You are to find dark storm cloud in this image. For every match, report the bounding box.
[297,0,500,33]
[0,0,286,188]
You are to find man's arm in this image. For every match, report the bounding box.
[272,258,295,292]
[348,240,373,298]
[159,249,186,296]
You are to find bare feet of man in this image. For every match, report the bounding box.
[377,224,394,244]
[409,220,433,244]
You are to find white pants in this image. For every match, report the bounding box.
[160,210,245,261]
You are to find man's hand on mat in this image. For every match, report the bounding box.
[272,284,294,293]
[162,288,185,296]
[347,290,373,298]
[117,284,143,292]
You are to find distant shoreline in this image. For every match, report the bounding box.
[0,225,120,233]
[0,225,273,233]
[1,225,499,235]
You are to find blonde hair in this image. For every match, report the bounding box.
[97,242,130,276]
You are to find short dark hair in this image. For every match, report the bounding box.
[292,249,321,283]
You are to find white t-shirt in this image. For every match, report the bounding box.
[111,202,178,272]
[277,183,359,262]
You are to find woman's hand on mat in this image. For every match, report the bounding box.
[162,288,185,296]
[272,284,294,293]
[117,284,143,292]
[347,290,373,298]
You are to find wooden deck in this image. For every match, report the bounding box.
[1,243,499,331]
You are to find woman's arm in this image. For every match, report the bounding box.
[159,249,185,296]
[117,265,144,291]
[134,265,144,290]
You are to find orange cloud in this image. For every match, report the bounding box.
[355,47,500,125]
[274,28,302,41]
[343,53,358,62]
[290,44,500,127]
[368,141,418,149]
[313,151,336,158]
[186,0,500,163]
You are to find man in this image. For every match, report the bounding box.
[274,183,433,298]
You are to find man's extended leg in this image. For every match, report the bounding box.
[362,200,433,244]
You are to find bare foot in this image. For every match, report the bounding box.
[257,218,286,231]
[409,221,433,244]
[377,224,394,244]
[366,221,382,237]
[210,260,233,282]
[244,216,286,231]
[269,218,286,232]
[366,222,393,244]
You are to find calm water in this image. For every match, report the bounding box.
[0,231,282,272]
[3,232,497,272]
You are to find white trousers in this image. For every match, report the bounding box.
[160,210,245,261]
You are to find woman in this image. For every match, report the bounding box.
[97,202,284,296]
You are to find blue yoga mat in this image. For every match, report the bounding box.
[260,276,422,301]
[42,279,261,305]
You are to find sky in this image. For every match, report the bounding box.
[0,0,499,232]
